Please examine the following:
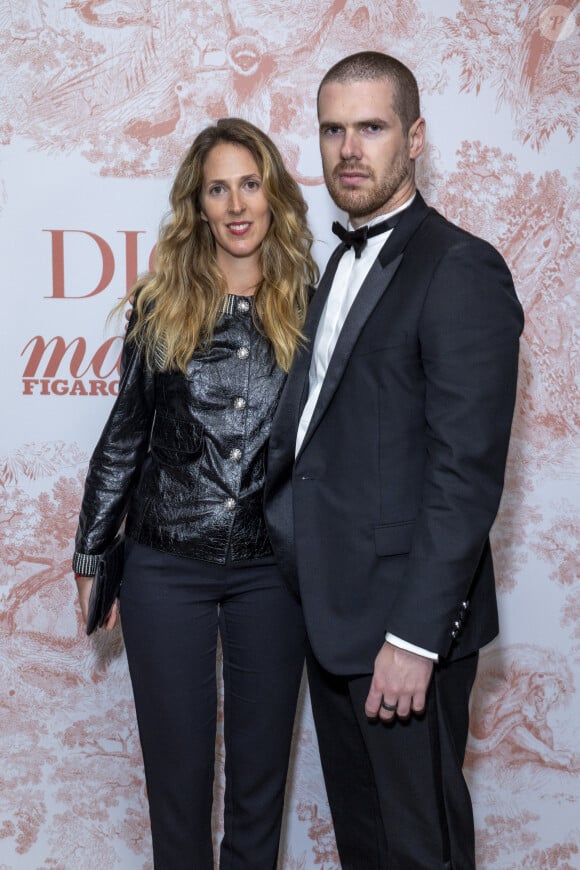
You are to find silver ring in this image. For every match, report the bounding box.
[381,700,398,712]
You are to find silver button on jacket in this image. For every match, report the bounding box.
[73,295,285,570]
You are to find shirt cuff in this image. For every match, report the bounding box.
[385,632,439,662]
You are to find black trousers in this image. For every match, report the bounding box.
[306,645,479,870]
[120,540,306,869]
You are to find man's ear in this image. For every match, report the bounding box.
[408,117,426,160]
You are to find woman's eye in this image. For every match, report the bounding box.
[245,179,261,190]
[209,185,224,195]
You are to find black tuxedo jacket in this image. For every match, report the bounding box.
[265,192,524,675]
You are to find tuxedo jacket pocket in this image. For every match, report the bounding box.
[374,520,415,556]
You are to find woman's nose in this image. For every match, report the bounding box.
[228,190,245,213]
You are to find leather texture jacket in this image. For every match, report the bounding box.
[73,294,286,573]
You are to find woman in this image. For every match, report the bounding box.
[73,118,318,869]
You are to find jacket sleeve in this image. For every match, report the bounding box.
[386,236,524,656]
[72,317,155,574]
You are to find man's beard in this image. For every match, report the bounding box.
[323,157,409,220]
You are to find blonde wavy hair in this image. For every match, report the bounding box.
[121,118,318,373]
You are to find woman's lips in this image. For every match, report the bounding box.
[227,222,251,235]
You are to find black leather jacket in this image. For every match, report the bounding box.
[73,294,286,573]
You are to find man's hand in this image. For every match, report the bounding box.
[365,642,434,722]
[75,576,118,631]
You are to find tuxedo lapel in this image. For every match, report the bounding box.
[377,191,430,268]
[307,245,347,329]
[297,194,431,458]
[272,244,346,445]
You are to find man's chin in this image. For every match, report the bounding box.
[328,188,369,216]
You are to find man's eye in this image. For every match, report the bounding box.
[321,126,342,136]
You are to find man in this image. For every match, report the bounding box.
[265,52,524,869]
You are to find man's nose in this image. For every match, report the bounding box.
[340,130,362,160]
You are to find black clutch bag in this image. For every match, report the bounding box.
[86,535,125,636]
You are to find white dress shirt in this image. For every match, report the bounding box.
[296,195,438,662]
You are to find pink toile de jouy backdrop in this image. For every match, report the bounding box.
[1,1,579,867]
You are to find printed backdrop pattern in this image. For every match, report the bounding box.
[1,1,578,867]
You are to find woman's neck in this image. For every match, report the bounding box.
[227,280,261,297]
[219,256,262,297]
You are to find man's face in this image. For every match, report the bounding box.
[318,78,424,227]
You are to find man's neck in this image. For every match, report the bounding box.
[349,191,416,230]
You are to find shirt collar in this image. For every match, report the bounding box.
[347,192,416,233]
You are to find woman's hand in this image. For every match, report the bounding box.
[75,575,118,630]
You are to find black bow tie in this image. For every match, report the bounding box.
[332,215,400,258]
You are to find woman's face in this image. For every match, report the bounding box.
[200,142,271,270]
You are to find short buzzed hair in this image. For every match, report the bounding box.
[318,51,421,134]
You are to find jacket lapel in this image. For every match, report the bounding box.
[272,244,346,445]
[296,193,431,458]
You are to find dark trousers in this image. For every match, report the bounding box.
[306,645,479,870]
[120,540,306,869]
